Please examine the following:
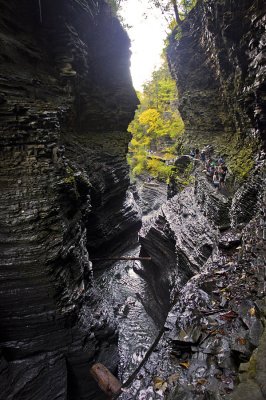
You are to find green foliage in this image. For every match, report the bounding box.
[105,0,132,28]
[174,25,183,41]
[139,108,161,133]
[128,57,184,182]
[64,166,75,185]
[146,158,173,181]
[129,151,148,176]
[168,158,195,191]
[106,0,120,14]
[173,173,195,187]
[64,175,75,184]
[230,145,255,181]
[177,162,194,184]
[178,0,197,17]
[109,0,198,27]
[178,122,257,185]
[147,0,198,24]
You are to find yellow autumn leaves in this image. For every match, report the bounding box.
[127,58,184,181]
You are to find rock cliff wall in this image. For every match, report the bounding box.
[0,1,139,399]
[133,162,265,400]
[126,1,266,398]
[168,0,266,175]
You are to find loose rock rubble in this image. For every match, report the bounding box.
[119,161,265,400]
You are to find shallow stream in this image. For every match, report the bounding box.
[94,245,162,382]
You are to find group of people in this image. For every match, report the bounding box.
[189,148,201,160]
[205,157,228,189]
[190,147,228,190]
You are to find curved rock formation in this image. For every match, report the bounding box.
[139,187,214,319]
[134,178,168,217]
[0,1,139,399]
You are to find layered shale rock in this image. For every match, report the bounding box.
[168,0,266,168]
[138,187,214,317]
[195,173,231,229]
[230,164,264,226]
[0,1,139,399]
[134,178,168,217]
[126,0,266,397]
[129,162,265,400]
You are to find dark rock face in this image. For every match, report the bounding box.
[134,178,168,217]
[118,1,266,398]
[167,0,266,150]
[195,173,231,229]
[162,5,266,395]
[0,1,139,399]
[127,163,265,399]
[167,155,195,198]
[139,187,214,317]
[230,167,264,226]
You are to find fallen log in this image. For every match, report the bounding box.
[90,363,122,397]
[90,256,152,261]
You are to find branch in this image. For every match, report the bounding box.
[171,0,182,24]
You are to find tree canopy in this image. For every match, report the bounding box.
[127,57,184,181]
[107,0,198,24]
[148,0,197,23]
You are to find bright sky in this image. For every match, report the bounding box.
[120,0,168,91]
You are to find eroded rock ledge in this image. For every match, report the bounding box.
[168,0,266,157]
[0,1,139,399]
[130,164,265,400]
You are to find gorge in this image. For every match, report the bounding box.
[0,1,265,400]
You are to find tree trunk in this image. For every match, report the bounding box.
[171,0,182,24]
[90,256,152,261]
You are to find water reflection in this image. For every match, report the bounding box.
[93,246,159,381]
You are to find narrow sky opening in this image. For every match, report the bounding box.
[120,0,168,91]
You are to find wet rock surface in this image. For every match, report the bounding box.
[90,247,160,381]
[117,163,265,400]
[139,187,214,309]
[0,1,266,399]
[168,0,266,151]
[0,1,139,399]
[195,173,231,230]
[134,178,168,218]
[230,170,263,226]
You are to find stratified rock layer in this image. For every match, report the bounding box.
[127,163,265,400]
[135,178,168,217]
[139,187,214,318]
[127,0,266,396]
[168,0,266,152]
[0,1,139,399]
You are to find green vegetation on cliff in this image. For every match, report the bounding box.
[127,57,184,182]
[148,0,197,24]
[108,0,198,24]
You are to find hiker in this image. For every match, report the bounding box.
[195,148,200,160]
[205,158,211,169]
[200,151,206,162]
[190,148,195,157]
[218,156,225,165]
[205,158,212,178]
[213,171,220,189]
[219,166,227,189]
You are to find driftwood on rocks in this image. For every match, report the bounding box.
[90,363,122,398]
[91,256,152,261]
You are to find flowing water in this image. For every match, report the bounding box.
[94,246,160,381]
